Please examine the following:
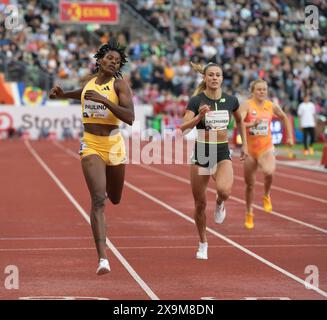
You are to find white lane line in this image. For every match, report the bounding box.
[230,153,327,186]
[25,140,159,301]
[55,142,327,234]
[55,142,79,158]
[124,181,327,298]
[144,144,327,204]
[120,244,327,248]
[140,165,327,234]
[0,237,93,241]
[0,247,95,251]
[273,169,327,186]
[54,142,327,298]
[60,140,327,186]
[163,145,327,203]
[276,159,327,173]
[233,175,327,204]
[1,244,327,252]
[2,233,326,240]
[179,143,327,183]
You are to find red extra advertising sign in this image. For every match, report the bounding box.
[59,1,119,24]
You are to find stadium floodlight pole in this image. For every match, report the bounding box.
[169,0,176,46]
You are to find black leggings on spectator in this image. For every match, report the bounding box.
[303,127,315,150]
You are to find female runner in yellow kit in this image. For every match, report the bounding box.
[240,79,293,229]
[49,39,135,275]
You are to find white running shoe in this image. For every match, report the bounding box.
[214,201,226,224]
[96,258,110,275]
[196,242,208,260]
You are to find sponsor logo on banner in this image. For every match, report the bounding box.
[59,1,119,24]
[22,86,45,106]
[17,83,46,106]
[0,112,13,131]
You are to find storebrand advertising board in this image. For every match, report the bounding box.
[0,104,152,140]
[0,106,83,139]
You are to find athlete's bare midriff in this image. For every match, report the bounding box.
[84,123,119,136]
[197,129,228,143]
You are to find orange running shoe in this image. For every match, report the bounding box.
[245,212,254,229]
[309,147,314,155]
[303,150,309,156]
[263,195,272,212]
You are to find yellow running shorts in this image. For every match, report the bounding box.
[79,131,126,166]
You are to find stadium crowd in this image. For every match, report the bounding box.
[0,0,326,118]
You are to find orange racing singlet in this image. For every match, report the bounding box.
[244,98,274,159]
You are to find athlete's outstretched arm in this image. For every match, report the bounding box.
[84,79,135,126]
[273,104,294,146]
[49,85,83,101]
[233,107,248,160]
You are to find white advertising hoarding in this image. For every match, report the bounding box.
[0,105,83,139]
[0,104,152,140]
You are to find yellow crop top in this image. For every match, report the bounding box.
[81,77,121,125]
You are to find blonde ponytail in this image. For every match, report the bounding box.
[192,81,206,96]
[190,62,206,96]
[190,62,205,75]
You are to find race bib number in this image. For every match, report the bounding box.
[205,110,229,130]
[250,120,269,136]
[79,138,88,155]
[83,100,109,119]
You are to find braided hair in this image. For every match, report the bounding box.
[93,38,128,79]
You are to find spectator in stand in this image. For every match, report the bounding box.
[297,95,317,155]
[1,0,327,112]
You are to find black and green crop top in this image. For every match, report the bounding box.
[186,92,239,131]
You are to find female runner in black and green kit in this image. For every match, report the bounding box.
[180,62,248,260]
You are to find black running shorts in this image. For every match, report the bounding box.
[191,142,232,168]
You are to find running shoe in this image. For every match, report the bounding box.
[96,258,110,275]
[214,201,226,224]
[196,242,208,260]
[245,212,254,229]
[309,147,314,155]
[263,195,272,212]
